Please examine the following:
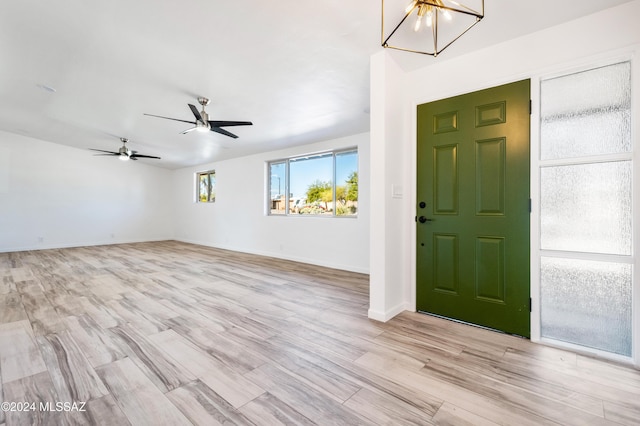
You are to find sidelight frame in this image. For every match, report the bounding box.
[532,56,637,365]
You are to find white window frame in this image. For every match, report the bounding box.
[266,148,358,217]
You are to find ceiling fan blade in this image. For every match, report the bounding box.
[89,148,119,155]
[181,127,198,134]
[130,154,161,159]
[188,104,204,122]
[93,153,120,157]
[210,127,239,139]
[144,113,196,125]
[208,120,253,127]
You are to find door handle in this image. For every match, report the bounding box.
[418,216,432,223]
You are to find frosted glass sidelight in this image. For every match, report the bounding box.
[541,161,632,255]
[541,110,630,160]
[541,257,632,356]
[539,61,633,359]
[541,62,631,160]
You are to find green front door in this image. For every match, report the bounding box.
[416,80,531,337]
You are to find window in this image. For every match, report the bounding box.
[268,149,358,216]
[539,61,633,357]
[269,162,286,214]
[197,170,216,203]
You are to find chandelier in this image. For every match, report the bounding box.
[382,0,484,56]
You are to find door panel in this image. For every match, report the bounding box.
[433,234,459,294]
[476,138,505,215]
[434,144,458,214]
[416,79,531,337]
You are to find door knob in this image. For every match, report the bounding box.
[418,216,432,223]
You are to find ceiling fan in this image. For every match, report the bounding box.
[89,138,161,161]
[144,97,252,139]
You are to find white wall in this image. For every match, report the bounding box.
[0,131,174,251]
[172,132,370,273]
[368,53,411,321]
[369,1,640,323]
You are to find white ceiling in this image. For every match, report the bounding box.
[0,0,633,169]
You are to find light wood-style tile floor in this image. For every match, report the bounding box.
[1,241,639,425]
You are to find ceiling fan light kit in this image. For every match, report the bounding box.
[381,0,484,56]
[144,96,253,139]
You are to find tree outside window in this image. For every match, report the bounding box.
[335,150,358,216]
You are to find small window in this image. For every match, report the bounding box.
[267,149,358,217]
[197,170,216,203]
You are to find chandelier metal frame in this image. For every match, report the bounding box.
[381,0,484,56]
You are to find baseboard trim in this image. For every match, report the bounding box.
[175,238,369,275]
[368,302,410,323]
[0,237,172,254]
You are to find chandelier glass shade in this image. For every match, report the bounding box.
[381,0,484,56]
